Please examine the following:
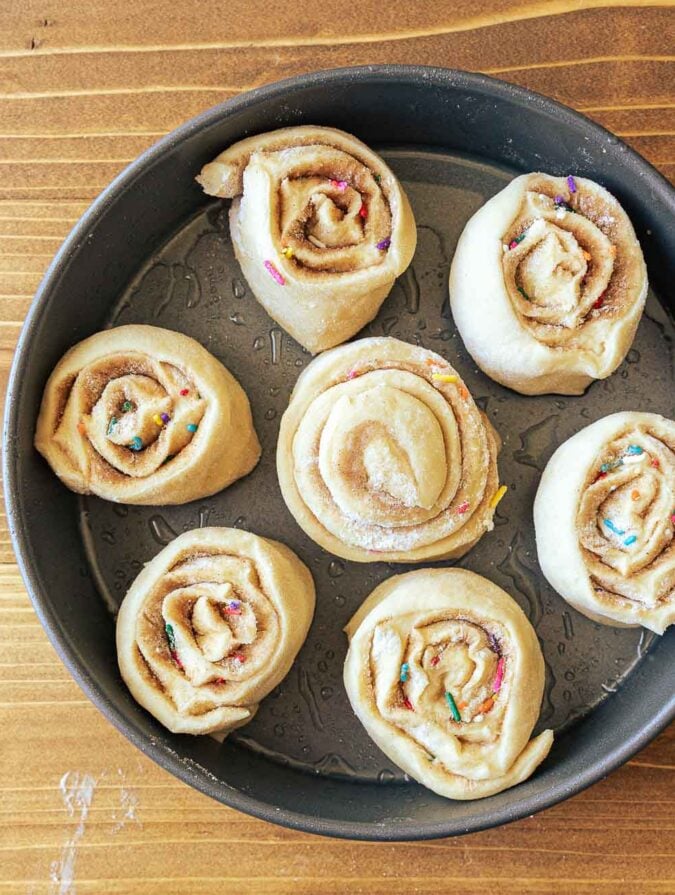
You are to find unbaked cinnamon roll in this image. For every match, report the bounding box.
[117,527,315,736]
[34,324,260,504]
[344,568,553,800]
[197,125,417,353]
[535,412,675,633]
[277,337,503,563]
[449,173,648,395]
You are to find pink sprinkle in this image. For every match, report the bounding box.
[264,260,285,285]
[493,657,505,693]
[430,656,440,667]
[403,697,414,711]
[170,650,184,672]
[224,607,242,616]
[180,388,189,396]
[346,369,360,380]
[456,501,470,515]
[670,514,675,525]
[509,240,518,250]
[232,653,246,664]
[330,179,348,191]
[567,175,577,193]
[359,203,368,220]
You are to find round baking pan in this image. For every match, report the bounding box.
[4,66,674,841]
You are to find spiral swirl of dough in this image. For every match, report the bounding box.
[535,412,675,633]
[197,125,416,353]
[450,173,647,395]
[116,528,315,736]
[277,337,502,563]
[344,568,553,800]
[34,325,260,505]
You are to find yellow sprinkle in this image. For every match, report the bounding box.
[153,414,164,427]
[582,250,592,261]
[490,485,508,509]
[431,373,458,383]
[281,247,294,259]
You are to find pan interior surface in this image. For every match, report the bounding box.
[5,67,675,840]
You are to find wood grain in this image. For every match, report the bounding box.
[0,2,673,893]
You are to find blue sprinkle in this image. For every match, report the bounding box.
[107,417,118,436]
[400,663,409,683]
[129,436,143,451]
[187,423,198,433]
[624,535,637,546]
[604,519,625,536]
[600,463,610,473]
[625,445,644,455]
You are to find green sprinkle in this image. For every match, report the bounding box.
[129,436,143,451]
[445,691,461,722]
[122,401,133,412]
[186,423,198,433]
[107,416,118,435]
[517,286,531,302]
[374,174,381,183]
[165,623,176,651]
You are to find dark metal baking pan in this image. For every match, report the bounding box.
[4,65,674,841]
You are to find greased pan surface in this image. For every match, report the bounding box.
[4,66,674,840]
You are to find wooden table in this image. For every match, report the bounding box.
[1,3,673,893]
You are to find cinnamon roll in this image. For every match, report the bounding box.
[277,337,503,563]
[197,125,417,353]
[117,527,315,736]
[34,325,260,504]
[344,568,553,800]
[449,173,648,395]
[535,412,675,633]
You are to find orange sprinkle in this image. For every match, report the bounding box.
[582,250,592,261]
[457,701,468,710]
[77,421,86,435]
[631,489,640,501]
[477,697,494,714]
[458,384,470,401]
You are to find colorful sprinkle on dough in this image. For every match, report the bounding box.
[490,485,508,509]
[186,423,198,433]
[77,421,86,435]
[122,401,133,412]
[431,373,458,383]
[403,697,414,711]
[631,490,640,501]
[264,260,285,285]
[107,417,117,436]
[359,203,368,220]
[651,458,660,468]
[232,653,246,664]
[153,414,164,427]
[160,412,170,424]
[455,501,470,515]
[180,388,189,396]
[129,436,143,451]
[445,691,462,722]
[376,237,391,250]
[623,535,637,546]
[329,179,348,191]
[400,662,410,683]
[604,519,625,536]
[625,445,644,455]
[430,655,440,667]
[567,175,577,193]
[458,385,470,401]
[477,697,495,714]
[493,657,505,693]
[281,246,294,259]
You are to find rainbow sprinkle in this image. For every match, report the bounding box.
[376,237,391,250]
[509,232,527,249]
[232,653,246,664]
[651,458,660,468]
[493,657,505,692]
[477,696,495,714]
[403,696,414,711]
[604,519,625,536]
[160,412,170,424]
[445,691,462,722]
[281,246,294,259]
[359,203,368,220]
[567,175,577,193]
[631,490,640,501]
[122,401,133,412]
[264,260,285,285]
[330,179,348,191]
[670,513,675,525]
[623,535,637,546]
[186,423,198,433]
[224,601,242,616]
[430,655,440,667]
[517,285,531,302]
[455,501,470,515]
[400,663,410,682]
[77,421,86,435]
[373,174,382,184]
[625,445,644,455]
[153,414,164,427]
[129,436,143,451]
[180,388,189,396]
[432,373,458,383]
[165,623,176,651]
[107,417,117,435]
[490,485,508,509]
